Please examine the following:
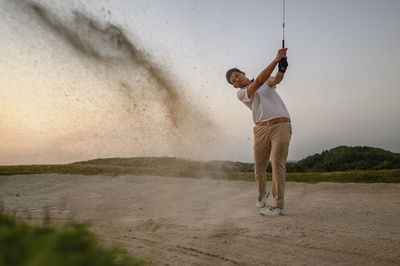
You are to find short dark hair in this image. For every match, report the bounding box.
[226,68,242,84]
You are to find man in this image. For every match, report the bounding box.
[226,48,292,216]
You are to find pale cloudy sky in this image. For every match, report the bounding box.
[1,0,399,165]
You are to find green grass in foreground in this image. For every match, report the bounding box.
[0,213,146,266]
[0,164,399,183]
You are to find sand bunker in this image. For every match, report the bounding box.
[1,174,399,265]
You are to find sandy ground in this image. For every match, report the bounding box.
[1,174,399,265]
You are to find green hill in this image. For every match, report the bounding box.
[288,146,400,172]
[74,146,400,173]
[1,146,399,183]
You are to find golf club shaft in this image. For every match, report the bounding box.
[282,0,285,48]
[280,0,288,72]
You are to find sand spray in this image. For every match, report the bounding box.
[7,1,219,161]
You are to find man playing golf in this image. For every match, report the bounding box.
[226,48,291,216]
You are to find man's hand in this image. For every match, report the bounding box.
[274,48,288,63]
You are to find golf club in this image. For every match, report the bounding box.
[280,0,288,71]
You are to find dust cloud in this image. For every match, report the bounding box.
[4,1,220,162]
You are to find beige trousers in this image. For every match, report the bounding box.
[253,122,292,209]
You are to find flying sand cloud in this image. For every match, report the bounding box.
[0,0,220,164]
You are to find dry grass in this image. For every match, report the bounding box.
[0,164,399,183]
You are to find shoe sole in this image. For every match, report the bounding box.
[260,212,282,216]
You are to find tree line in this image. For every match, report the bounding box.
[285,146,400,172]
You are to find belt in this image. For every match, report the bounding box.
[256,117,291,126]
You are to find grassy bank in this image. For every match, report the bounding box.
[0,164,399,183]
[0,213,146,266]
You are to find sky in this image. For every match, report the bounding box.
[1,0,399,165]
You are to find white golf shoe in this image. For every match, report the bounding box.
[256,188,270,208]
[260,207,283,216]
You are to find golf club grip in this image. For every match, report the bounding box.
[280,57,288,72]
[282,39,285,48]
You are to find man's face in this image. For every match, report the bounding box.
[229,71,249,88]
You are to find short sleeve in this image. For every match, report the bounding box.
[267,79,277,89]
[237,88,251,103]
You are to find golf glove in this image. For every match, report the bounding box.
[278,58,288,73]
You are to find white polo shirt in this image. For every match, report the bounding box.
[237,81,290,124]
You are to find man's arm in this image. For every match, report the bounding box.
[268,72,284,87]
[247,48,287,98]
